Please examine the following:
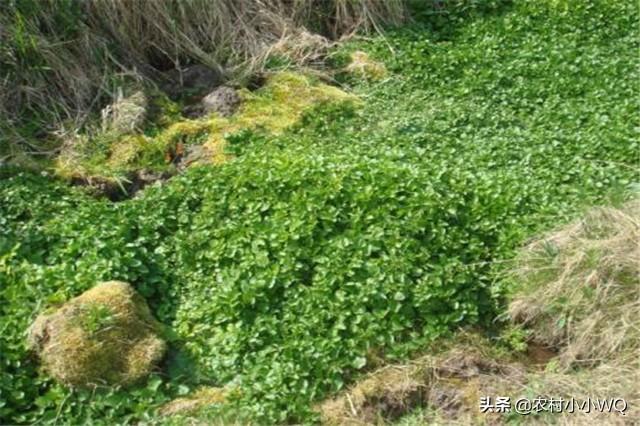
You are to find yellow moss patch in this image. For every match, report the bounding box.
[198,72,358,164]
[158,120,211,147]
[345,51,387,81]
[146,72,357,166]
[27,281,166,388]
[106,134,150,169]
[55,133,135,184]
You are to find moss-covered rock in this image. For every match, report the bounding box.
[27,281,166,388]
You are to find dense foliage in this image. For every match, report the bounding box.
[1,0,638,423]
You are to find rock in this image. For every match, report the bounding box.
[200,86,242,117]
[101,90,148,135]
[27,281,166,387]
[180,65,223,90]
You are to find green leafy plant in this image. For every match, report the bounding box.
[500,325,531,353]
[1,0,638,424]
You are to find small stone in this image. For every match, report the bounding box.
[201,86,242,117]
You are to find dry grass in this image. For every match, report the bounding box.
[100,90,148,135]
[315,333,528,426]
[503,200,640,425]
[0,0,406,154]
[509,200,640,369]
[318,366,426,425]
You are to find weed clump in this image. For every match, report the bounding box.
[27,281,166,387]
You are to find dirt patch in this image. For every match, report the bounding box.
[360,376,425,422]
[524,342,557,367]
[175,144,214,171]
[316,343,529,425]
[427,384,464,417]
[436,352,501,379]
